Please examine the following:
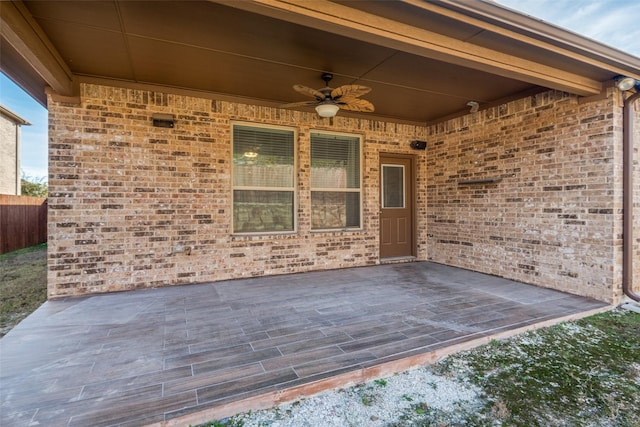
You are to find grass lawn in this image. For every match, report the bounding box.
[428,309,640,426]
[203,309,640,427]
[0,244,47,337]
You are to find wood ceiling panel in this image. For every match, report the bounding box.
[362,52,535,103]
[35,20,134,80]
[364,82,464,123]
[119,1,395,79]
[127,36,336,103]
[126,36,458,122]
[26,0,121,31]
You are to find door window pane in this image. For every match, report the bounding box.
[382,165,404,208]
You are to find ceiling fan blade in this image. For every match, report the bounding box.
[331,85,371,99]
[293,84,326,100]
[280,100,319,108]
[338,98,375,113]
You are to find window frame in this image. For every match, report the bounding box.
[309,130,363,232]
[231,121,298,235]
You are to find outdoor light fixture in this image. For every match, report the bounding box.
[152,113,175,128]
[410,140,427,150]
[466,101,479,113]
[243,151,258,158]
[315,102,340,118]
[616,76,637,91]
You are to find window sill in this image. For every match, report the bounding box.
[310,228,364,234]
[231,231,299,240]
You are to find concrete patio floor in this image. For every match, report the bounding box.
[0,262,609,427]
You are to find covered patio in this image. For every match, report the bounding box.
[0,262,608,427]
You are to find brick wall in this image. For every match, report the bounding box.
[425,89,624,302]
[47,83,428,297]
[48,83,629,302]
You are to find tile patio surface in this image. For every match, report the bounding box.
[0,262,608,427]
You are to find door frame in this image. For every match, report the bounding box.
[379,152,417,259]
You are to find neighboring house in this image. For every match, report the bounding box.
[1,1,638,303]
[0,105,30,195]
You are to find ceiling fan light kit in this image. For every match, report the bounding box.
[281,73,375,118]
[315,102,340,118]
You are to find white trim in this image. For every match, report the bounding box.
[311,187,361,193]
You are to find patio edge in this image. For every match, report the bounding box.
[150,304,613,427]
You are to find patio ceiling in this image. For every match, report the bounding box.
[2,0,640,124]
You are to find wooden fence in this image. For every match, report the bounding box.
[0,195,47,255]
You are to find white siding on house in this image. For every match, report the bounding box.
[0,106,30,195]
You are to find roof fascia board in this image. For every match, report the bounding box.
[407,0,640,80]
[0,105,31,125]
[1,1,74,97]
[446,0,640,72]
[211,0,602,96]
[0,45,48,106]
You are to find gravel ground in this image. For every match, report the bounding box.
[230,367,484,426]
[203,310,640,427]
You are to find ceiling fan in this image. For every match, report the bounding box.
[281,73,375,117]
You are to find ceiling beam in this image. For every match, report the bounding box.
[212,0,603,96]
[1,1,73,98]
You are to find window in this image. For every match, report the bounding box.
[310,132,361,230]
[232,124,295,233]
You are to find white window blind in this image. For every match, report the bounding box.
[233,125,294,188]
[310,132,361,230]
[310,133,360,189]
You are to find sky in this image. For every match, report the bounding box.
[0,74,48,180]
[1,0,639,182]
[497,0,640,56]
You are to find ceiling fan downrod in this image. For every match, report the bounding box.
[321,73,333,86]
